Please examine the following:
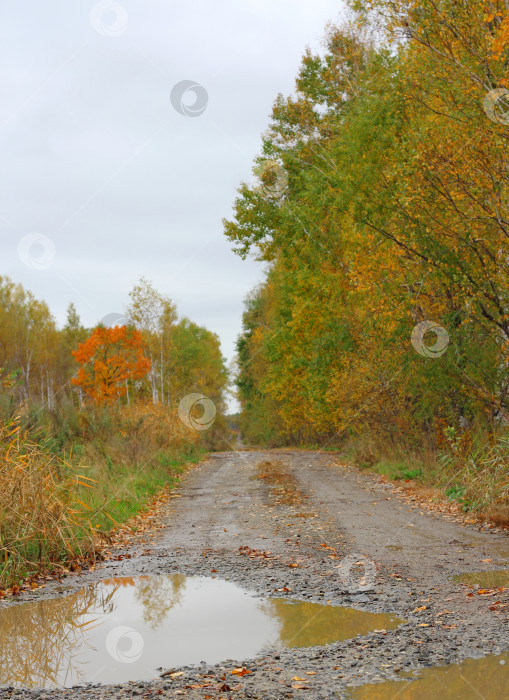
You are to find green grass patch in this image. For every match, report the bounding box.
[72,442,206,535]
[362,458,423,482]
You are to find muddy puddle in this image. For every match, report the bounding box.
[0,574,403,688]
[454,568,509,588]
[348,650,509,699]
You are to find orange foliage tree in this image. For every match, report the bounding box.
[72,326,151,404]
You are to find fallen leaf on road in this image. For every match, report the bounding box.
[230,668,251,676]
[160,670,185,678]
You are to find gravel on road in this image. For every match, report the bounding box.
[1,450,508,699]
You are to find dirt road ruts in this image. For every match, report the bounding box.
[1,450,508,699]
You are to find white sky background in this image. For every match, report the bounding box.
[1,0,344,409]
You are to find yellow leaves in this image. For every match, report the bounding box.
[291,677,311,689]
[235,0,509,448]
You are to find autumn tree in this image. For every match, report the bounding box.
[72,326,151,404]
[166,318,228,416]
[126,278,177,404]
[0,276,59,409]
[226,3,509,446]
[54,303,88,404]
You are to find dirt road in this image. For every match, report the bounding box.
[2,450,509,698]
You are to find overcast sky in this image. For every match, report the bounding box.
[1,0,344,394]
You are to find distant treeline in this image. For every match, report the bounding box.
[0,275,227,419]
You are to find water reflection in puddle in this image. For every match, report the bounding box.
[454,568,509,588]
[0,575,403,688]
[348,650,509,699]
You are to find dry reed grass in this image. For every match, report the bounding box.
[0,418,95,588]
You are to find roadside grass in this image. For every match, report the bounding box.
[77,442,205,536]
[0,405,205,590]
[435,433,509,524]
[366,459,423,482]
[0,419,94,590]
[297,444,343,453]
[348,430,509,527]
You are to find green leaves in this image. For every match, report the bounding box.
[228,5,509,447]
